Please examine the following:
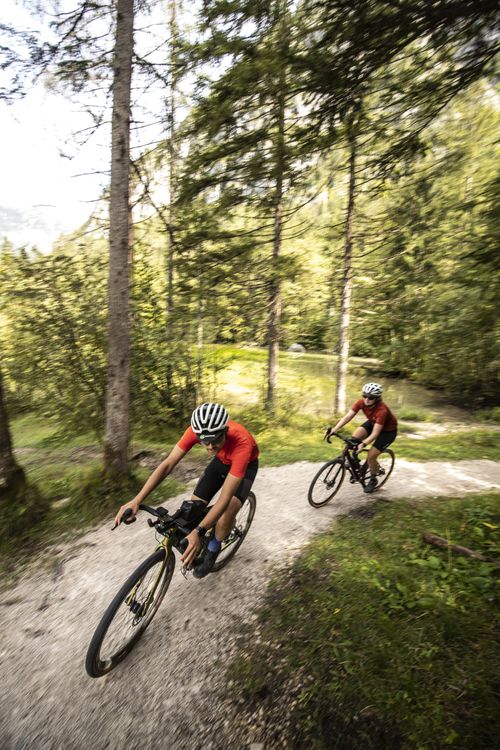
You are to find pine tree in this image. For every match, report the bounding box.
[104,0,135,479]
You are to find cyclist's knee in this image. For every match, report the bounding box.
[353,428,368,440]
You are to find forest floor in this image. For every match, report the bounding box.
[1,457,500,750]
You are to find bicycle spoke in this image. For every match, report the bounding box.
[374,449,395,489]
[86,549,174,677]
[308,460,345,507]
[97,560,165,662]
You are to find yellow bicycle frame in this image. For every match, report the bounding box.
[124,534,173,618]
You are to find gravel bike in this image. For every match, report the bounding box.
[85,493,256,678]
[308,433,395,507]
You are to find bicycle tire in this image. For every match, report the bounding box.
[212,491,256,572]
[374,448,395,489]
[308,459,346,507]
[85,548,174,678]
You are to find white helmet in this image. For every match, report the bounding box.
[362,382,383,398]
[191,402,229,440]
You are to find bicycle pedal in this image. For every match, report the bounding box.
[349,477,356,484]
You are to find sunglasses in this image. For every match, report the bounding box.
[199,431,225,445]
[362,394,376,400]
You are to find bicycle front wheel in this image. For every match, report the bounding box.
[85,548,174,678]
[308,459,346,507]
[375,449,395,489]
[212,491,256,572]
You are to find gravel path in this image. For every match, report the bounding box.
[1,459,499,750]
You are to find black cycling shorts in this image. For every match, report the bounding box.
[192,457,258,506]
[361,420,397,451]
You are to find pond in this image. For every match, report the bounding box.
[208,346,471,422]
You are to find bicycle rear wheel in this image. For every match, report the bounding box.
[374,449,395,489]
[212,491,256,572]
[308,459,346,507]
[85,548,174,678]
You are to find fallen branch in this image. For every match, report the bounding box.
[423,532,500,568]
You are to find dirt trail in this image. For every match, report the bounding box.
[1,459,499,750]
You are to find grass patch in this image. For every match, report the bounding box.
[228,492,500,749]
[474,407,500,424]
[397,408,433,422]
[242,411,500,464]
[394,431,499,461]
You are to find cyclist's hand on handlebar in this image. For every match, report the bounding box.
[113,500,140,529]
[324,426,335,441]
[180,530,201,569]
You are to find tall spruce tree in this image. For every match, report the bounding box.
[104,0,135,479]
[181,0,313,414]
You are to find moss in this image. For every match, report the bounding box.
[227,492,500,749]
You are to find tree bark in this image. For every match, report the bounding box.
[265,112,284,416]
[0,365,25,492]
[334,129,357,415]
[103,0,134,479]
[265,2,287,416]
[166,0,178,395]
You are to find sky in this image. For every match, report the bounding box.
[0,1,111,252]
[1,87,109,252]
[0,0,177,253]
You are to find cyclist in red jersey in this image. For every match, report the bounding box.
[114,402,259,577]
[325,382,397,493]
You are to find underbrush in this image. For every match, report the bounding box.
[228,492,500,749]
[474,406,500,424]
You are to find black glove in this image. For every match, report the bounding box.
[324,426,334,441]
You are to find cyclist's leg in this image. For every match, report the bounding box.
[214,459,258,541]
[352,420,372,441]
[215,495,243,540]
[366,430,397,484]
[190,457,227,508]
[366,445,381,476]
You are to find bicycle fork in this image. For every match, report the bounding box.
[125,541,171,623]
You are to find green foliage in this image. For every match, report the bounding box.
[0,480,49,540]
[0,246,107,435]
[397,408,433,422]
[475,407,500,424]
[364,84,500,406]
[227,492,500,749]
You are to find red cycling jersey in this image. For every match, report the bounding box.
[351,399,398,431]
[177,420,259,479]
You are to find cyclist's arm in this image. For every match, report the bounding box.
[362,423,383,447]
[332,409,356,433]
[114,445,186,525]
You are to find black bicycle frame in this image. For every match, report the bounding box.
[327,434,368,488]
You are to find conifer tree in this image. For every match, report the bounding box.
[104,0,135,479]
[181,0,312,414]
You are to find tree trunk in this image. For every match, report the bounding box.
[103,0,134,480]
[196,282,204,392]
[265,4,287,416]
[0,365,25,492]
[265,180,283,416]
[334,131,357,415]
[165,0,178,397]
